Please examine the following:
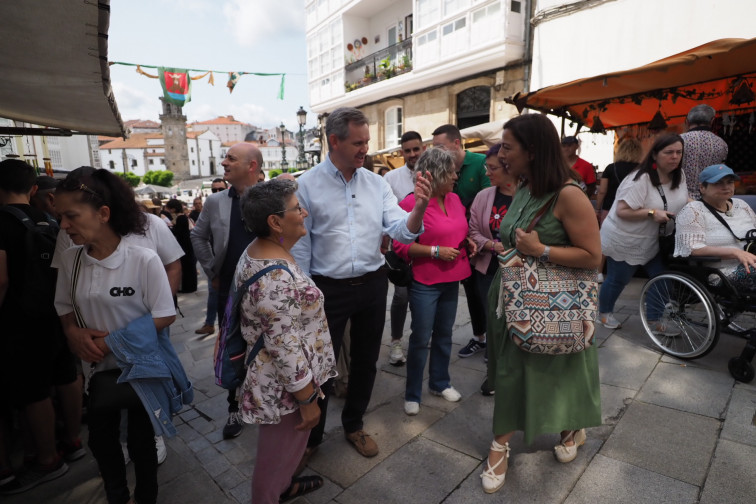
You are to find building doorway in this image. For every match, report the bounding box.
[457,86,491,130]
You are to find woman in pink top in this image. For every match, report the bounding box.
[394,148,476,416]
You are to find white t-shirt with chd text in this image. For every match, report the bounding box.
[54,240,176,372]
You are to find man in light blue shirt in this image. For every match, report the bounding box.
[292,107,431,459]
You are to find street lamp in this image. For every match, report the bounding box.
[279,122,288,172]
[296,106,308,168]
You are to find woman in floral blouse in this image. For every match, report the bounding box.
[235,179,336,504]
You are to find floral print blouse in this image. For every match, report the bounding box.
[235,253,336,425]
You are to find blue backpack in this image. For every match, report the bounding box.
[214,264,292,390]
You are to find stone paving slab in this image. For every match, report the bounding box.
[564,453,699,504]
[699,439,756,504]
[334,436,479,504]
[637,361,733,418]
[720,386,756,447]
[600,401,720,486]
[597,335,660,390]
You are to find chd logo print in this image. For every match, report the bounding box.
[110,286,136,297]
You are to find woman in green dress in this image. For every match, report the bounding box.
[481,114,602,494]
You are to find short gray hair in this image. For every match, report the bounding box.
[326,107,368,149]
[414,148,455,195]
[240,179,298,237]
[687,104,716,126]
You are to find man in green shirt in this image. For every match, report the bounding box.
[432,124,491,365]
[432,124,490,208]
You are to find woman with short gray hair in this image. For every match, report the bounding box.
[236,179,337,503]
[393,148,477,416]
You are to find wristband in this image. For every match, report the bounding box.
[295,388,319,405]
[434,246,440,259]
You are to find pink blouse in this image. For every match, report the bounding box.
[393,193,471,286]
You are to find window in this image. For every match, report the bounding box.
[416,29,439,65]
[191,147,194,153]
[108,160,115,169]
[160,159,165,165]
[471,2,502,47]
[511,1,521,13]
[131,159,137,168]
[416,0,440,29]
[385,107,403,149]
[441,17,467,54]
[149,159,154,165]
[444,0,469,16]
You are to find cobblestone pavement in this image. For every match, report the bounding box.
[12,276,756,504]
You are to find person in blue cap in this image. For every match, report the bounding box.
[674,164,756,290]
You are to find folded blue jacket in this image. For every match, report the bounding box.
[105,314,194,437]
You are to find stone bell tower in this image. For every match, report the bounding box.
[159,97,190,180]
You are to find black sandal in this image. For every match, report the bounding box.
[279,475,323,502]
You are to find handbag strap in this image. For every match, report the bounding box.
[524,191,561,233]
[700,199,742,241]
[655,185,672,236]
[71,247,87,329]
[232,264,293,367]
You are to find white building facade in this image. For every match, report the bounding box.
[99,131,222,178]
[306,0,528,152]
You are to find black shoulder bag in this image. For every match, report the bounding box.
[700,200,756,253]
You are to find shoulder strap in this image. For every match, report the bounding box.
[232,264,293,367]
[71,247,87,328]
[524,185,570,233]
[700,199,742,241]
[1,205,35,230]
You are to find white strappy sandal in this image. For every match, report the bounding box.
[480,439,510,494]
[554,428,586,463]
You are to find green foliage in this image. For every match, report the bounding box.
[269,169,283,179]
[142,170,174,187]
[116,172,141,187]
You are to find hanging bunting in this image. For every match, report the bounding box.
[111,62,288,101]
[159,67,192,107]
[227,72,243,93]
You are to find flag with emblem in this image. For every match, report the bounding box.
[159,67,192,106]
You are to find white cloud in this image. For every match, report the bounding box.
[222,0,305,48]
[111,83,163,122]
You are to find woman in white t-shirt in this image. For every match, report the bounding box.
[599,134,689,333]
[54,168,176,504]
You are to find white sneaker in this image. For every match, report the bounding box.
[389,340,406,366]
[430,386,461,402]
[653,322,681,337]
[155,436,167,465]
[599,312,621,329]
[404,401,419,416]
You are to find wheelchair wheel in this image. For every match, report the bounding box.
[639,273,719,359]
[728,357,755,383]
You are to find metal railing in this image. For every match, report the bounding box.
[344,37,413,92]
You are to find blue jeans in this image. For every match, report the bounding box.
[205,281,218,326]
[599,254,665,320]
[405,280,459,403]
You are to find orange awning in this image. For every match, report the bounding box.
[509,38,756,130]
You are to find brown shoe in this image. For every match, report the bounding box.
[194,324,215,335]
[345,430,378,457]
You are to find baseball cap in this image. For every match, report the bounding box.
[699,164,739,184]
[561,136,579,145]
[35,176,60,191]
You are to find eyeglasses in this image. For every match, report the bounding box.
[211,187,223,193]
[274,204,304,216]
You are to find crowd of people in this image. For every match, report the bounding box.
[0,101,740,502]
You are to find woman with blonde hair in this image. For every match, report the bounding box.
[595,137,643,224]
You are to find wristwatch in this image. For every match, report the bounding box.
[648,209,655,218]
[539,245,551,263]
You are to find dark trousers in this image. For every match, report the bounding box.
[87,372,157,504]
[308,272,389,446]
[462,273,487,336]
[217,291,240,413]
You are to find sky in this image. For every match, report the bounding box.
[107,0,315,130]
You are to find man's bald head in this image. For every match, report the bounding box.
[222,142,264,191]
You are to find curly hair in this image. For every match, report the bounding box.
[57,167,147,237]
[414,148,455,195]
